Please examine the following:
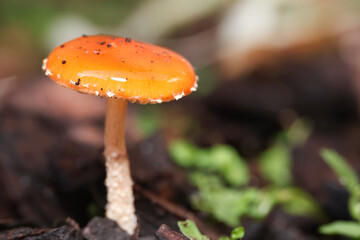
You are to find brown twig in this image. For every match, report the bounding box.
[156,224,189,240]
[134,184,221,240]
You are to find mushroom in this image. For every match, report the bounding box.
[43,35,198,235]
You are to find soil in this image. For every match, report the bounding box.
[0,48,359,240]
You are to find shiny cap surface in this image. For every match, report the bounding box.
[43,35,198,104]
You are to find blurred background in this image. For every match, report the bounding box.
[1,0,360,239]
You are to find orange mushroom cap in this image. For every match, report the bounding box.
[43,35,198,104]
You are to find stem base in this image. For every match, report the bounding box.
[104,98,136,235]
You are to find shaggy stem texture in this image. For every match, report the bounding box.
[104,98,136,235]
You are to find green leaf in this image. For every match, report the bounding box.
[240,188,275,219]
[188,172,224,190]
[230,226,245,239]
[259,118,312,187]
[177,220,209,240]
[170,141,249,187]
[321,149,360,221]
[285,118,312,148]
[191,188,244,226]
[219,226,245,240]
[270,187,323,219]
[209,145,249,187]
[319,221,360,238]
[191,187,274,226]
[321,149,359,194]
[218,237,230,240]
[169,140,199,167]
[259,142,292,187]
[349,189,360,222]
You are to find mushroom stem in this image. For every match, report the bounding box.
[104,97,137,235]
